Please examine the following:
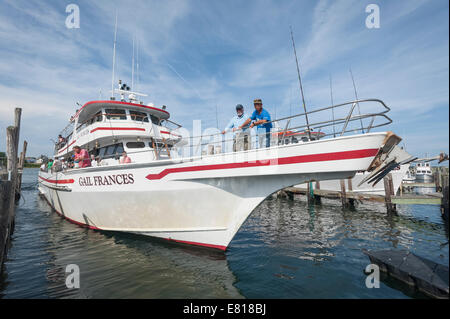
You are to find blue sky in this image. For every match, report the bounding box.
[0,0,448,158]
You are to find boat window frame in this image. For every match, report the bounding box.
[129,110,149,123]
[126,141,146,149]
[105,108,127,120]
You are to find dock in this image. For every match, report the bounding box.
[0,108,27,273]
[363,249,449,299]
[283,170,449,218]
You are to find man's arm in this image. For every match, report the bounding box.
[251,112,270,127]
[239,117,252,130]
[222,118,234,134]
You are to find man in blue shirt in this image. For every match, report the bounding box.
[222,104,251,151]
[239,98,273,148]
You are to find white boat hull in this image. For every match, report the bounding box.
[38,132,406,250]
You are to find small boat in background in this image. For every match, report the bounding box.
[415,162,434,183]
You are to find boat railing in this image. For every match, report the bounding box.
[173,98,392,157]
[54,98,392,166]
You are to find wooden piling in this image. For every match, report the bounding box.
[347,177,355,207]
[434,171,441,193]
[306,181,312,205]
[384,173,397,214]
[314,181,321,203]
[340,179,348,208]
[0,107,24,273]
[441,175,449,222]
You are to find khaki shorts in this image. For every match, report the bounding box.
[233,132,251,152]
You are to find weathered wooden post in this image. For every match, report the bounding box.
[314,181,321,204]
[6,126,19,232]
[340,179,348,208]
[16,140,27,200]
[306,181,312,205]
[347,177,355,207]
[441,175,448,222]
[434,171,441,193]
[1,108,22,272]
[384,173,396,214]
[0,179,12,270]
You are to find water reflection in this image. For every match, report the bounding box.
[228,195,448,298]
[1,169,242,299]
[1,169,448,299]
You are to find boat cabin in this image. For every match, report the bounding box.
[54,100,182,166]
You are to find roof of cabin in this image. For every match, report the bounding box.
[74,100,170,123]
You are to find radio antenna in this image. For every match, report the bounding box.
[136,38,140,92]
[111,11,118,99]
[290,26,312,140]
[349,68,364,133]
[131,35,135,91]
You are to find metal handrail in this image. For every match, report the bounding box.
[54,98,392,163]
[179,98,391,148]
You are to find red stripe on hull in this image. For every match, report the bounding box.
[146,148,379,180]
[165,238,227,251]
[90,127,146,133]
[39,175,75,184]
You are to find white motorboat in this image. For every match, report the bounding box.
[38,81,415,250]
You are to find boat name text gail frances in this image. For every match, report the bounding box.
[78,174,135,186]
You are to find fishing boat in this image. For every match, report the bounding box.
[414,161,434,183]
[38,81,415,250]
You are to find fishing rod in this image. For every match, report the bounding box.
[349,68,365,133]
[290,26,312,141]
[111,11,118,99]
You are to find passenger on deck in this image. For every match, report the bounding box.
[57,135,66,149]
[222,104,251,152]
[72,146,91,168]
[47,159,54,172]
[239,98,273,148]
[90,155,98,167]
[61,159,68,170]
[119,152,132,164]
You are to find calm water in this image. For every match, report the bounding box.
[0,168,448,298]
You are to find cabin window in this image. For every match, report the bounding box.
[126,142,145,148]
[130,111,149,123]
[105,145,117,156]
[98,143,124,159]
[105,109,127,120]
[88,111,103,125]
[98,147,107,158]
[115,143,124,155]
[94,111,103,122]
[150,115,160,125]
